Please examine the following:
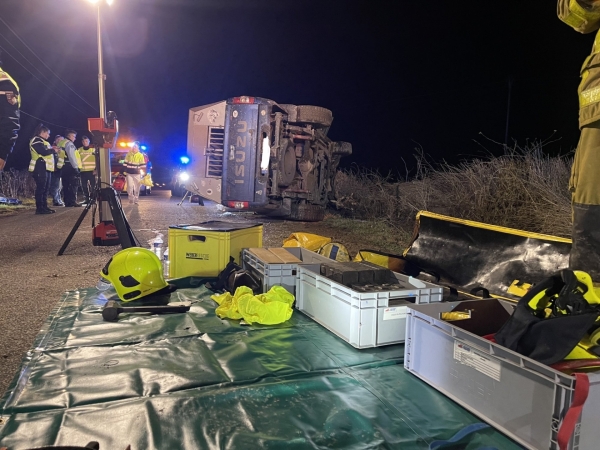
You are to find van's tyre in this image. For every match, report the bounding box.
[295,105,333,127]
[289,203,326,222]
[278,144,297,187]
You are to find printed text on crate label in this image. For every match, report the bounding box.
[453,341,501,381]
[186,253,210,260]
[383,306,407,321]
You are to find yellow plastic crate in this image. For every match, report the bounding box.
[169,221,263,278]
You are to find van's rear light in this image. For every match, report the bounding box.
[225,201,249,209]
[232,96,255,104]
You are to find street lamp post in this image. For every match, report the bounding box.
[88,0,113,221]
[95,3,106,121]
[89,0,111,120]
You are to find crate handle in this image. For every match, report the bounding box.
[557,373,589,450]
[188,235,207,242]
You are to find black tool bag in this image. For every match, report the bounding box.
[495,270,600,365]
[207,257,260,294]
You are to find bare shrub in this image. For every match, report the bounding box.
[0,169,36,199]
[334,142,572,237]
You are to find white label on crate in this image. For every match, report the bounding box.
[383,306,407,321]
[453,342,501,381]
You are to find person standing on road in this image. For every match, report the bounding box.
[124,141,146,204]
[28,124,56,214]
[49,135,65,206]
[0,56,20,172]
[78,135,96,204]
[58,129,82,207]
[559,1,600,279]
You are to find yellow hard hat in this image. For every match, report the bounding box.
[100,247,174,302]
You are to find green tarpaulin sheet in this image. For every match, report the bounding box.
[0,279,523,449]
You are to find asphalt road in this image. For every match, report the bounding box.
[0,189,287,398]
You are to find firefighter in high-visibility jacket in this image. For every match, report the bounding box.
[0,59,20,172]
[57,129,82,207]
[28,124,56,214]
[558,0,600,279]
[78,135,96,204]
[123,141,146,204]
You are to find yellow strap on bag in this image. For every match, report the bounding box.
[353,249,407,273]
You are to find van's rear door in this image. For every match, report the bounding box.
[222,101,271,207]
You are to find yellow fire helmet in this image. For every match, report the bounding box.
[100,247,176,302]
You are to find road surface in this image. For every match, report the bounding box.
[0,190,272,397]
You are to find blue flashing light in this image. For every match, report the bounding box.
[140,145,147,150]
[180,156,190,164]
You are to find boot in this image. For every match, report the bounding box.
[35,200,52,214]
[570,203,600,280]
[43,204,56,213]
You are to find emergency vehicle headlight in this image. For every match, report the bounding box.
[179,172,190,182]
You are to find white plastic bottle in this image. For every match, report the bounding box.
[96,278,111,291]
[152,234,164,260]
[163,247,170,278]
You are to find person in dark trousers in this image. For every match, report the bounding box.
[57,129,82,207]
[0,55,20,172]
[49,134,65,206]
[28,124,56,214]
[78,135,96,204]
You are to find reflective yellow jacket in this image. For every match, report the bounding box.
[78,146,96,172]
[29,136,54,172]
[559,0,600,127]
[57,138,82,169]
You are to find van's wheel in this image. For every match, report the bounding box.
[295,105,333,127]
[278,143,297,187]
[289,203,325,222]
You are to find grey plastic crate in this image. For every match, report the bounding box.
[296,266,443,348]
[404,300,600,450]
[242,247,333,294]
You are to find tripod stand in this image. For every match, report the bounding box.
[58,147,138,256]
[177,182,204,206]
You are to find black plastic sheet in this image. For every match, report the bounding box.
[404,211,572,300]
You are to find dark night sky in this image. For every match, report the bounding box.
[0,0,594,174]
